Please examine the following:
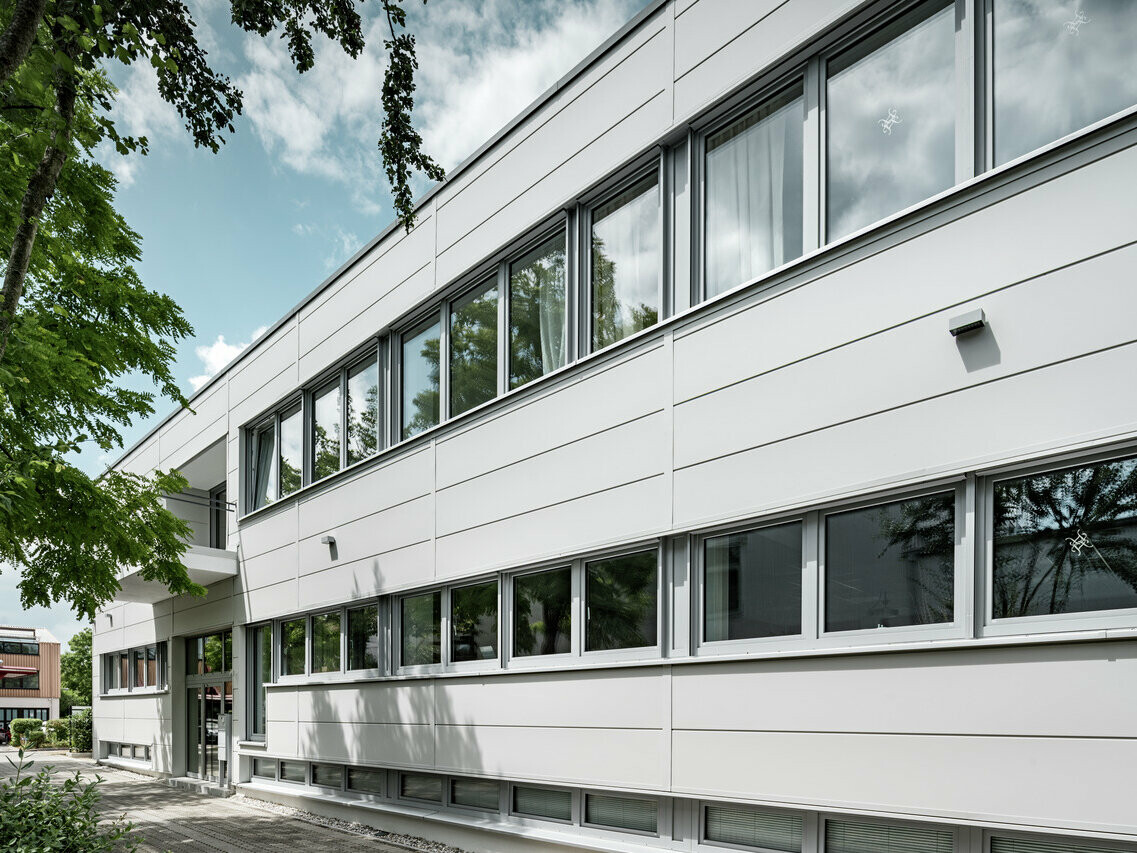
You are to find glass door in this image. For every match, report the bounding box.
[186,687,202,777]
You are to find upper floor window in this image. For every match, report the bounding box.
[0,640,38,655]
[103,642,167,692]
[591,173,661,349]
[186,631,231,675]
[311,380,342,482]
[2,673,39,689]
[248,405,301,511]
[346,356,380,464]
[449,280,499,417]
[826,1,957,241]
[705,85,804,298]
[402,319,441,439]
[314,352,381,481]
[509,233,567,390]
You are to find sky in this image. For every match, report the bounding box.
[0,0,651,649]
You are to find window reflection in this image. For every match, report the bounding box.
[310,611,340,673]
[401,591,441,666]
[312,381,342,482]
[704,522,802,642]
[993,456,1137,618]
[592,175,660,349]
[279,407,302,497]
[509,235,567,389]
[345,358,379,464]
[513,567,572,657]
[585,551,658,651]
[994,0,1137,165]
[826,3,956,240]
[280,618,306,676]
[451,580,498,662]
[402,321,440,439]
[251,424,276,510]
[450,281,498,416]
[347,605,379,670]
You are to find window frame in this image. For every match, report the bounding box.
[448,776,506,815]
[251,757,278,781]
[698,800,813,853]
[101,642,167,694]
[308,608,344,676]
[395,587,445,674]
[345,600,386,675]
[447,577,503,673]
[820,812,965,853]
[277,616,309,681]
[446,275,502,420]
[983,828,1137,853]
[398,311,444,441]
[581,790,667,839]
[397,771,447,806]
[508,782,579,827]
[246,622,274,741]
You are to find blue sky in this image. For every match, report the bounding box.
[0,0,649,648]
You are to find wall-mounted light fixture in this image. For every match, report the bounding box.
[948,308,986,337]
[320,535,336,546]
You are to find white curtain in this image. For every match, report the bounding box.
[537,248,566,374]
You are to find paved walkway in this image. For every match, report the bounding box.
[0,749,412,852]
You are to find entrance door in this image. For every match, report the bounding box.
[185,680,231,781]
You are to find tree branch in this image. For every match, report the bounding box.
[0,0,49,89]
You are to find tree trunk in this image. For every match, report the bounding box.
[0,0,48,88]
[0,73,76,364]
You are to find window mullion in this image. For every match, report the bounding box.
[803,56,823,254]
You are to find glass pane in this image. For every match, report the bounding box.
[223,631,232,671]
[451,580,498,663]
[279,760,306,783]
[991,836,1124,853]
[252,758,276,779]
[705,522,803,641]
[311,763,343,788]
[251,425,277,510]
[279,408,303,497]
[705,88,804,298]
[119,652,129,686]
[346,357,379,465]
[203,633,224,673]
[312,381,342,482]
[186,638,202,676]
[401,592,441,666]
[705,805,803,852]
[186,688,201,776]
[509,234,567,389]
[826,819,953,853]
[132,650,145,688]
[402,320,441,439]
[310,611,341,673]
[592,174,660,349]
[992,456,1137,619]
[450,281,499,416]
[994,1,1137,165]
[513,567,572,657]
[347,767,385,795]
[585,551,658,652]
[585,794,658,833]
[451,778,500,811]
[826,3,956,240]
[825,493,956,632]
[252,624,272,736]
[281,618,307,676]
[347,606,380,670]
[514,786,572,821]
[146,646,157,687]
[400,773,442,802]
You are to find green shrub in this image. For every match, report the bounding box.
[45,719,70,744]
[8,718,42,746]
[0,749,136,851]
[25,730,46,749]
[70,709,93,753]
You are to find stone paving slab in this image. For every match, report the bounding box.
[0,749,410,852]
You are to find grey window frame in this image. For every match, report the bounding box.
[398,311,444,441]
[397,771,446,805]
[820,812,964,853]
[509,783,579,826]
[448,776,506,815]
[251,757,278,781]
[447,577,503,673]
[698,800,814,853]
[346,600,386,674]
[277,616,309,681]
[446,275,501,419]
[246,622,274,741]
[102,642,167,694]
[983,828,1137,853]
[395,587,445,674]
[581,790,667,839]
[345,765,388,799]
[308,608,345,676]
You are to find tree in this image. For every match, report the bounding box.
[60,626,92,706]
[0,0,443,618]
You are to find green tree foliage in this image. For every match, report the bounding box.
[591,234,657,350]
[60,626,92,705]
[70,708,92,752]
[508,240,566,389]
[9,718,42,747]
[449,286,497,416]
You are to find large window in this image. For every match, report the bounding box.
[402,319,440,439]
[585,551,658,652]
[513,567,572,657]
[993,0,1137,166]
[345,356,380,464]
[704,521,802,642]
[311,380,342,482]
[102,642,167,693]
[591,174,661,349]
[451,580,498,663]
[280,618,307,677]
[3,673,39,689]
[400,591,441,667]
[347,605,380,671]
[992,455,1137,620]
[248,404,302,510]
[186,632,230,675]
[826,2,957,240]
[825,493,956,632]
[509,233,567,390]
[310,611,341,673]
[705,86,804,298]
[0,639,39,655]
[248,624,272,738]
[450,280,499,416]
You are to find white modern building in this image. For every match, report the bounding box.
[92,1,1137,851]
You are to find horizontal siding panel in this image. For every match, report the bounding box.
[297,682,434,725]
[298,495,433,577]
[240,578,298,623]
[294,541,432,603]
[158,381,228,470]
[298,721,433,767]
[241,542,298,593]
[238,505,298,560]
[227,323,298,411]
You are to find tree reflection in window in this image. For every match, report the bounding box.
[509,236,566,390]
[346,358,379,464]
[279,408,302,496]
[513,567,572,657]
[312,382,342,482]
[585,551,658,652]
[402,322,440,439]
[401,591,440,666]
[450,282,498,416]
[994,457,1137,618]
[451,580,498,662]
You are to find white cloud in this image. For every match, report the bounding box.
[188,325,268,391]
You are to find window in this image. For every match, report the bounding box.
[992,455,1137,620]
[509,233,567,390]
[513,567,572,657]
[347,767,385,795]
[279,407,302,497]
[825,819,953,853]
[0,640,39,655]
[311,380,342,482]
[103,642,167,692]
[705,85,804,298]
[585,551,658,652]
[451,580,498,663]
[400,773,443,802]
[345,356,380,465]
[250,421,276,510]
[347,605,380,671]
[591,173,661,349]
[209,483,227,550]
[310,611,341,673]
[3,673,39,689]
[188,631,231,675]
[249,624,272,738]
[704,521,802,642]
[826,2,957,240]
[252,758,276,779]
[513,786,572,822]
[450,280,499,416]
[311,763,344,789]
[280,618,307,676]
[400,591,441,667]
[704,804,803,851]
[990,836,1123,853]
[451,778,500,811]
[402,319,441,439]
[825,493,955,632]
[584,793,658,834]
[279,760,307,784]
[993,1,1137,166]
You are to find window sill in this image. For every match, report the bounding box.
[237,740,267,750]
[99,688,168,698]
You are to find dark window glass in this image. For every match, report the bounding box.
[993,456,1137,619]
[279,760,306,783]
[994,1,1137,165]
[250,624,272,736]
[826,819,953,853]
[513,786,572,821]
[451,778,500,811]
[585,551,658,652]
[311,763,343,788]
[203,633,224,673]
[347,767,385,795]
[991,836,1124,853]
[705,522,803,642]
[118,651,129,686]
[585,794,658,834]
[210,484,227,548]
[346,357,379,464]
[132,649,145,688]
[705,87,804,298]
[146,646,158,687]
[705,805,803,852]
[451,580,498,663]
[280,618,307,676]
[347,606,380,671]
[509,235,567,389]
[450,281,498,416]
[825,493,956,632]
[312,381,342,482]
[402,320,440,439]
[252,758,276,779]
[401,592,441,667]
[223,631,232,671]
[251,424,276,510]
[592,174,660,349]
[826,3,956,240]
[310,611,340,673]
[513,567,572,657]
[400,773,443,802]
